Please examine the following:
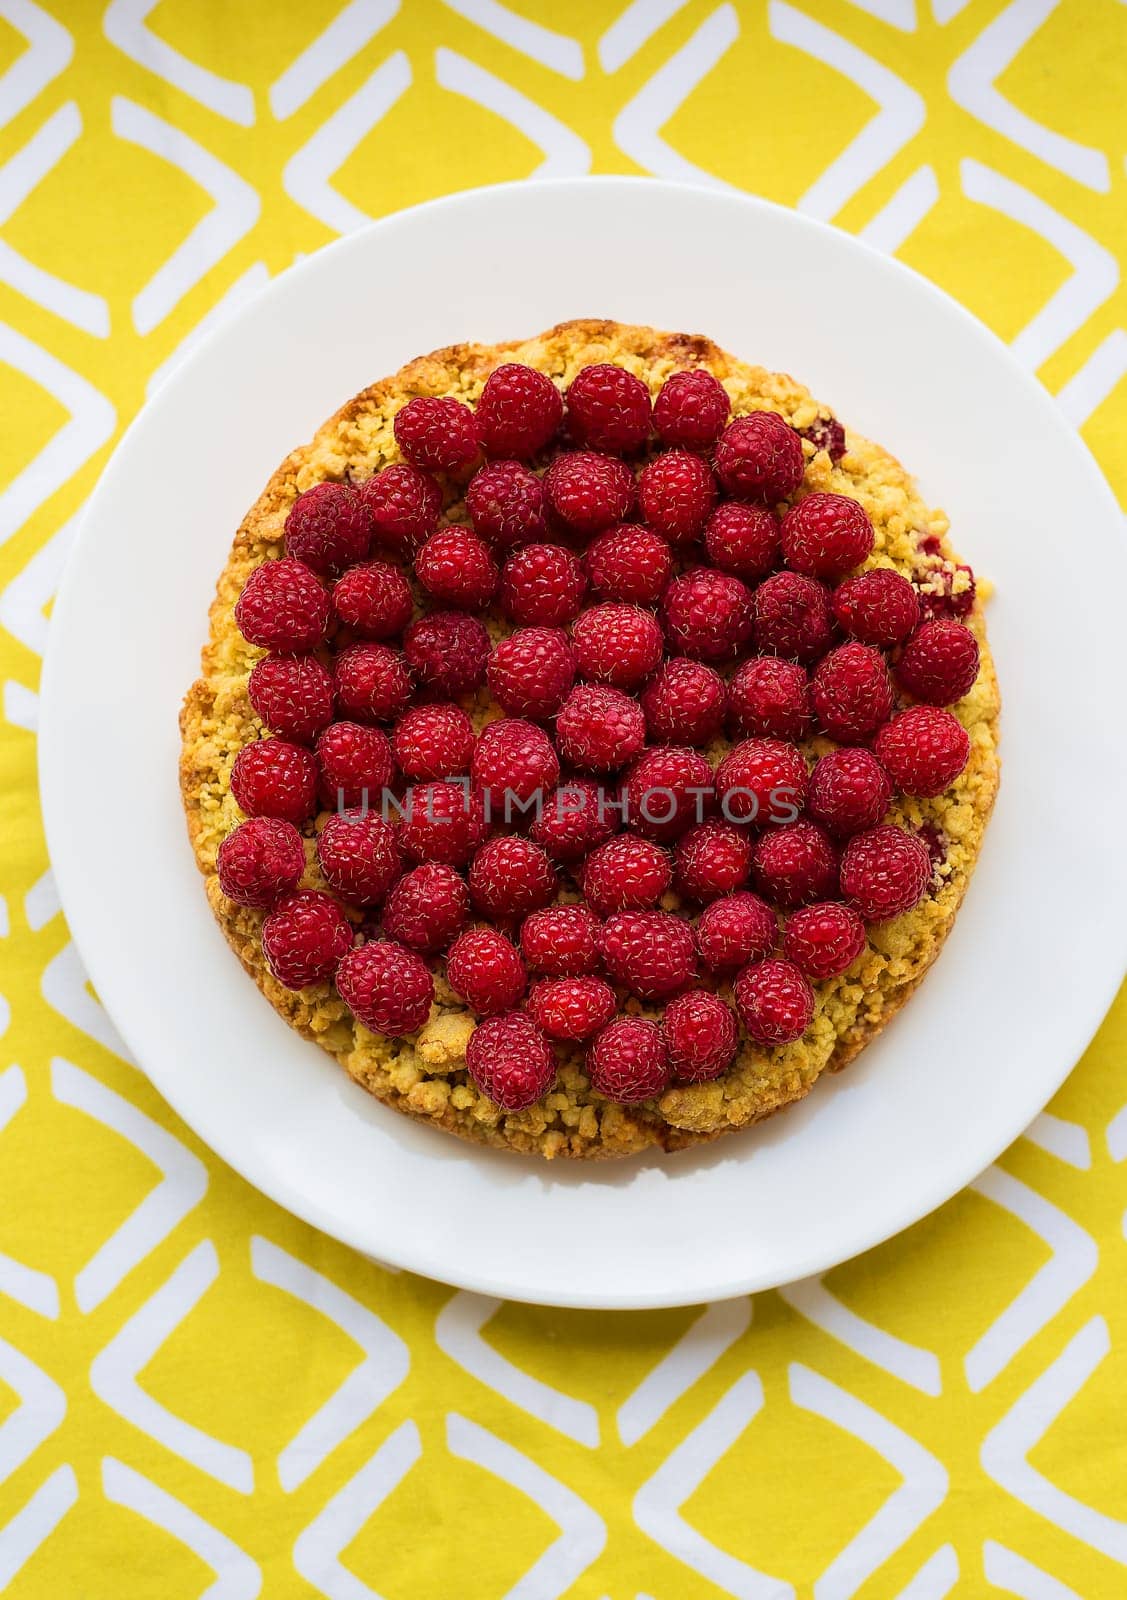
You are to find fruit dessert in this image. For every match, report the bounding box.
[180,319,999,1159]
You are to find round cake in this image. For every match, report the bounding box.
[180,318,1000,1159]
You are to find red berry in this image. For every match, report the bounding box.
[466,1012,556,1109]
[728,657,812,742]
[528,778,616,861]
[566,363,651,453]
[499,543,587,627]
[358,463,442,555]
[703,502,779,581]
[783,902,866,980]
[393,395,479,475]
[469,836,556,919]
[638,450,716,543]
[799,415,846,462]
[840,825,932,921]
[471,718,559,822]
[399,781,490,866]
[333,641,413,723]
[284,482,371,576]
[582,833,672,917]
[781,493,874,580]
[521,904,603,977]
[715,739,808,825]
[695,891,777,971]
[381,862,469,954]
[874,706,970,797]
[653,369,730,449]
[316,809,402,905]
[662,990,737,1082]
[662,567,754,662]
[230,738,318,824]
[572,602,664,690]
[446,927,527,1015]
[896,620,980,705]
[556,684,645,772]
[751,820,838,909]
[623,746,714,842]
[216,816,305,908]
[640,658,726,746]
[332,561,414,640]
[487,627,576,720]
[585,524,673,605]
[465,460,547,549]
[416,525,498,609]
[235,558,330,652]
[544,452,635,534]
[752,571,833,665]
[248,653,336,745]
[587,1017,671,1103]
[833,568,919,647]
[734,958,814,1045]
[392,703,476,782]
[675,821,752,903]
[528,976,616,1042]
[262,890,353,989]
[600,911,696,999]
[336,940,433,1035]
[807,747,893,838]
[403,610,490,696]
[476,363,563,459]
[715,412,804,503]
[315,721,394,809]
[812,642,893,744]
[918,561,976,621]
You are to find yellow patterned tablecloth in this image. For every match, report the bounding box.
[2,2,1126,1594]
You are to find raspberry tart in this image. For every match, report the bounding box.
[181,319,999,1159]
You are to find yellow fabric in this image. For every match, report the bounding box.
[1,2,1126,1594]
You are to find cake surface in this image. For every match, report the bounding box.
[180,318,1000,1159]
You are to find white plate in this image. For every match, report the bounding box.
[40,178,1127,1309]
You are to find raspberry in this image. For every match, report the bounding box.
[566,363,651,454]
[715,412,804,503]
[248,653,336,745]
[896,620,980,705]
[733,958,814,1045]
[752,571,833,664]
[487,627,576,720]
[703,502,779,581]
[840,824,932,921]
[230,738,318,823]
[832,568,919,647]
[662,567,754,662]
[262,890,353,989]
[337,940,433,1035]
[585,524,673,605]
[674,821,752,903]
[556,684,645,772]
[520,904,603,977]
[751,820,839,909]
[918,561,976,621]
[572,603,664,690]
[316,809,402,905]
[715,739,808,825]
[333,641,413,723]
[781,493,874,580]
[465,460,547,549]
[284,482,371,576]
[315,721,394,809]
[695,891,777,971]
[381,862,469,954]
[582,833,672,917]
[812,643,893,744]
[528,778,616,861]
[392,703,476,781]
[528,976,616,1042]
[471,718,559,821]
[466,1012,555,1109]
[637,450,716,543]
[469,836,556,919]
[662,990,737,1082]
[782,901,866,981]
[917,822,947,876]
[446,927,527,1015]
[799,415,846,462]
[807,747,893,838]
[544,452,635,535]
[399,781,490,866]
[403,610,490,696]
[358,463,442,555]
[499,543,587,627]
[728,658,812,742]
[624,746,714,842]
[476,363,563,459]
[600,911,696,999]
[216,816,305,908]
[235,559,330,652]
[393,395,479,476]
[332,561,414,640]
[587,1018,671,1103]
[640,658,726,746]
[874,706,970,797]
[415,525,498,609]
[653,368,730,449]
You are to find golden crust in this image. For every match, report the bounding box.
[180,318,1000,1160]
